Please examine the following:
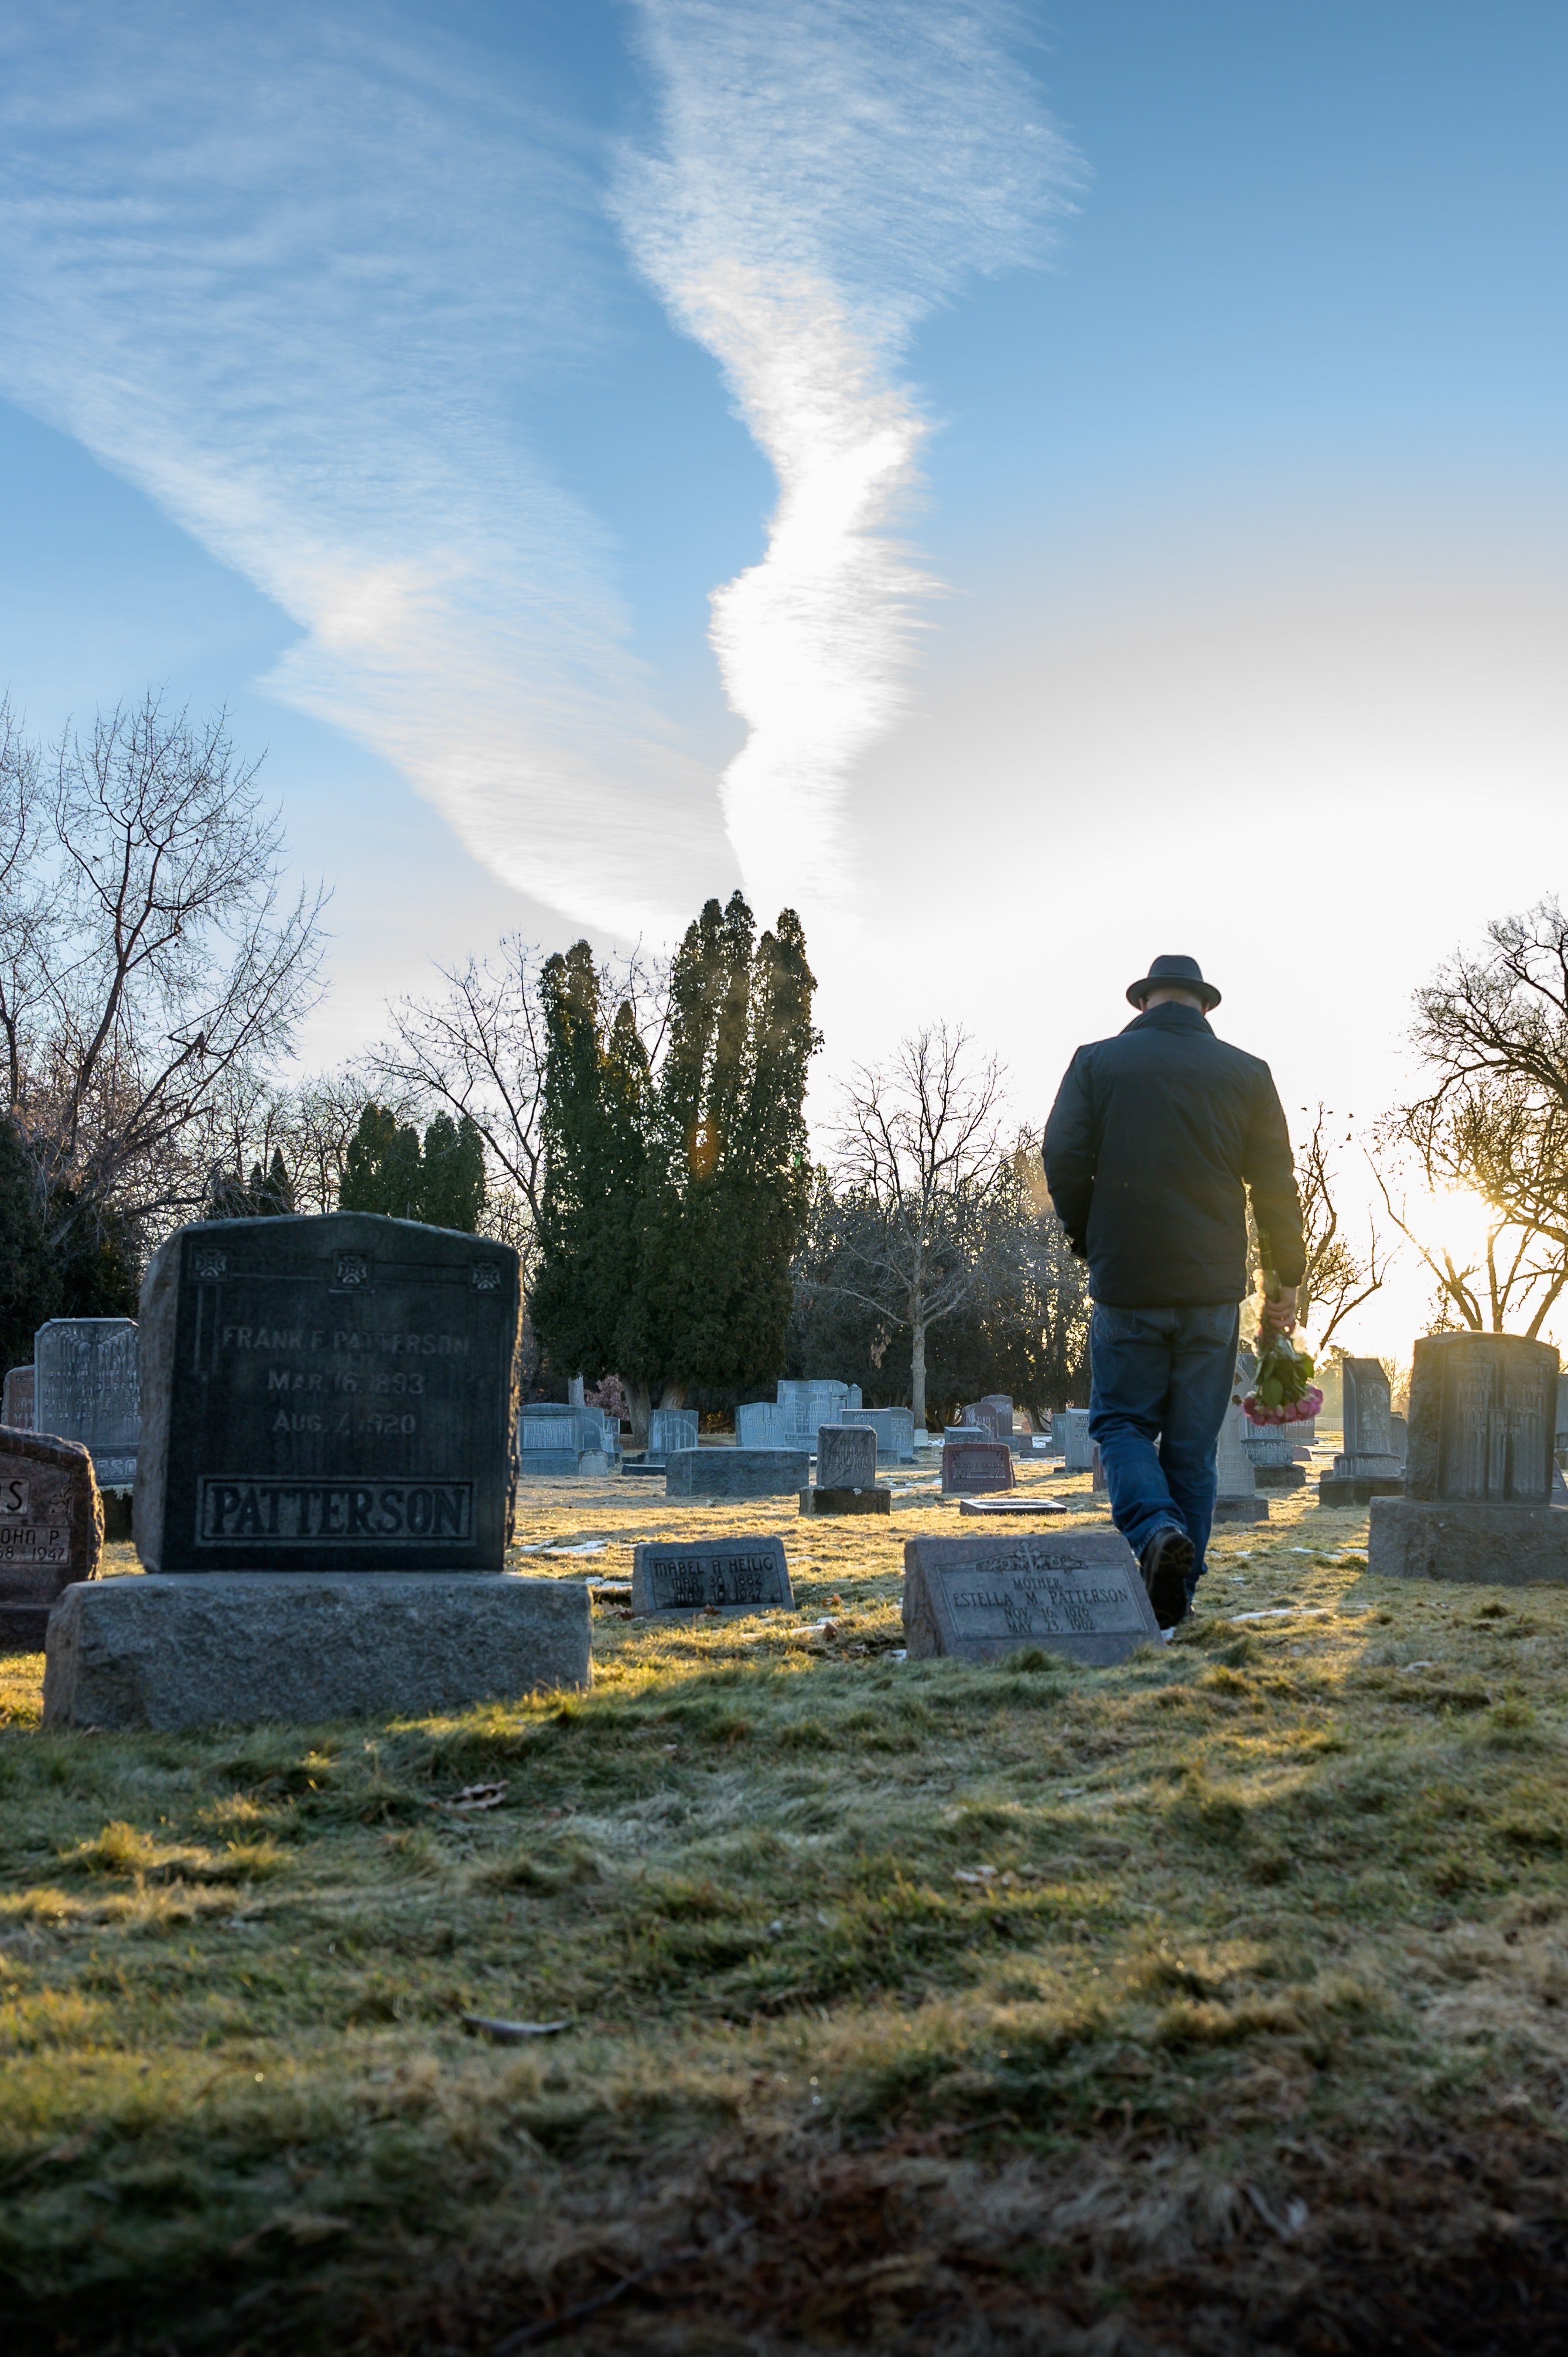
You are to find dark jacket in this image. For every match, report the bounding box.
[1041,1003,1305,1307]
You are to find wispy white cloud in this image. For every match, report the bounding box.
[0,2,726,937]
[615,0,1076,916]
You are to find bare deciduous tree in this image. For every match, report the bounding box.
[0,695,327,1256]
[1379,899,1568,1338]
[811,1027,1010,1428]
[1292,1106,1390,1349]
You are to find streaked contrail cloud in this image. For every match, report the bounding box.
[0,3,726,938]
[615,0,1076,918]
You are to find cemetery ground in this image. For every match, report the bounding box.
[5,1473,1568,2353]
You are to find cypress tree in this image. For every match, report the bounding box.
[339,1105,422,1218]
[531,945,648,1382]
[419,1113,486,1232]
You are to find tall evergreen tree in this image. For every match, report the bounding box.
[420,1112,486,1232]
[339,1105,423,1218]
[531,945,648,1382]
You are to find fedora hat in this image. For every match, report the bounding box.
[1126,952,1221,1012]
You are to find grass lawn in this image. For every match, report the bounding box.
[4,1463,1568,2352]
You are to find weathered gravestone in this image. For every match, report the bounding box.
[2,1367,34,1429]
[736,1402,790,1450]
[648,1408,698,1461]
[941,1438,1014,1496]
[35,1318,139,1485]
[519,1403,616,1476]
[1319,1357,1404,1504]
[963,1401,1009,1446]
[777,1379,859,1451]
[631,1536,792,1615]
[1056,1408,1093,1474]
[0,1431,101,1650]
[1556,1372,1568,1462]
[42,1213,590,1729]
[803,1422,890,1516]
[903,1531,1160,1663]
[843,1407,916,1463]
[980,1394,1016,1440]
[665,1448,808,1499]
[1368,1333,1568,1584]
[1214,1396,1270,1523]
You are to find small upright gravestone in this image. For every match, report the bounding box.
[630,1537,792,1615]
[43,1213,590,1729]
[941,1438,1014,1497]
[665,1449,808,1500]
[2,1367,34,1429]
[1369,1334,1568,1584]
[736,1402,790,1450]
[1319,1358,1403,1505]
[903,1531,1159,1663]
[648,1408,699,1461]
[963,1401,1009,1446]
[801,1423,890,1516]
[843,1406,915,1463]
[35,1318,140,1487]
[1214,1396,1270,1523]
[1056,1409,1093,1474]
[0,1432,101,1651]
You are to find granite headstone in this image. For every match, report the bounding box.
[1319,1357,1403,1505]
[736,1401,790,1450]
[1056,1408,1093,1474]
[843,1406,916,1463]
[665,1448,808,1499]
[134,1212,520,1572]
[630,1536,792,1614]
[1214,1395,1270,1522]
[804,1422,891,1515]
[648,1408,699,1461]
[941,1439,1015,1496]
[2,1367,34,1430]
[34,1318,139,1485]
[1369,1334,1568,1583]
[0,1430,102,1650]
[903,1531,1160,1663]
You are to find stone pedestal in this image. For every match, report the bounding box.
[42,1573,591,1730]
[1318,1468,1404,1505]
[1213,1495,1270,1523]
[1368,1333,1564,1586]
[799,1486,891,1516]
[1253,1463,1306,1490]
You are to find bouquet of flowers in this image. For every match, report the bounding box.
[1243,1328,1323,1427]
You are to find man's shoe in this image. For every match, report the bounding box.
[1140,1525,1195,1629]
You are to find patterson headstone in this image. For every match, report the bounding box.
[34,1318,140,1486]
[665,1448,808,1500]
[630,1536,792,1615]
[0,1432,101,1651]
[2,1367,34,1429]
[1368,1333,1568,1585]
[802,1422,890,1516]
[43,1214,590,1729]
[941,1438,1015,1496]
[903,1531,1159,1663]
[134,1215,518,1571]
[1319,1357,1403,1505]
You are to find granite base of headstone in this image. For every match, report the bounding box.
[903,1531,1160,1663]
[665,1449,808,1500]
[42,1573,589,1729]
[801,1487,892,1516]
[35,1317,141,1487]
[1368,1333,1568,1585]
[630,1537,792,1615]
[941,1439,1015,1496]
[2,1367,35,1429]
[0,1430,102,1651]
[1244,1428,1307,1489]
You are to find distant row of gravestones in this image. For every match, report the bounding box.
[6,1212,1568,1734]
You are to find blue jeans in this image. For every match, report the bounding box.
[1088,1303,1240,1598]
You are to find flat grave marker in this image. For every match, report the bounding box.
[957,1495,1067,1517]
[630,1536,792,1615]
[666,1448,808,1500]
[903,1530,1159,1663]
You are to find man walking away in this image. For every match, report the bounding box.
[1042,954,1304,1630]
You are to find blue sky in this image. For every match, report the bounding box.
[2,2,1565,1343]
